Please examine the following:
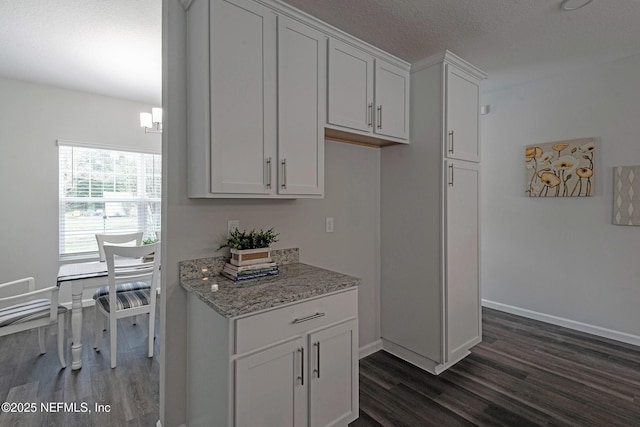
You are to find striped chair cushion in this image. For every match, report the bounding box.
[95,289,151,313]
[92,282,151,300]
[0,299,68,327]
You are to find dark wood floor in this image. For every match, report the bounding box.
[2,306,640,426]
[352,307,640,427]
[0,303,159,426]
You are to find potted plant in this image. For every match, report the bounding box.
[218,228,279,266]
[142,234,160,261]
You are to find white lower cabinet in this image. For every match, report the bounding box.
[308,320,358,427]
[187,288,359,427]
[235,338,307,427]
[445,160,481,362]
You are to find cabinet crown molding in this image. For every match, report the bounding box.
[253,0,410,71]
[412,50,487,80]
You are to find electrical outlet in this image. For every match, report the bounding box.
[228,220,239,234]
[326,217,334,233]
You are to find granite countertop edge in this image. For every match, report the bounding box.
[180,262,360,318]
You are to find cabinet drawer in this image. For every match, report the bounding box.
[234,289,357,354]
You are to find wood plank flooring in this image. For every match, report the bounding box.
[352,307,640,427]
[2,305,639,426]
[0,303,159,426]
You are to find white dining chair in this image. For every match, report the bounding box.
[94,232,149,304]
[0,277,67,368]
[93,242,160,368]
[95,232,144,262]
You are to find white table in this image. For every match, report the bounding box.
[57,261,110,370]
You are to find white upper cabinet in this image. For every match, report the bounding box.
[186,0,410,198]
[445,64,481,162]
[375,60,410,140]
[187,0,325,198]
[209,0,276,195]
[328,39,410,143]
[327,40,374,133]
[277,16,326,196]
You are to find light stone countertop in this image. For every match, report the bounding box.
[180,263,360,318]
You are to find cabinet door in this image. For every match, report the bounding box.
[308,319,358,427]
[209,0,276,194]
[327,39,374,133]
[278,16,326,196]
[445,64,480,162]
[444,160,481,362]
[374,59,409,140]
[235,338,307,427]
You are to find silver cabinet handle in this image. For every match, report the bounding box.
[449,163,454,187]
[292,312,325,324]
[448,130,454,154]
[377,105,382,129]
[281,158,287,189]
[265,157,272,189]
[298,347,304,386]
[367,103,373,127]
[314,342,320,378]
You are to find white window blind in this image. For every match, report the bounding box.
[59,144,161,258]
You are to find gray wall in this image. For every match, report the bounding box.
[481,53,640,338]
[161,3,381,425]
[0,77,160,302]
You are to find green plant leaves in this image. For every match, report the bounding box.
[217,228,279,250]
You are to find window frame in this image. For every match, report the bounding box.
[57,139,161,261]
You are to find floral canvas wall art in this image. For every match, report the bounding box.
[613,166,640,226]
[525,138,595,197]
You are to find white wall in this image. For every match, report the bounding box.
[481,54,640,338]
[162,3,381,426]
[0,77,160,302]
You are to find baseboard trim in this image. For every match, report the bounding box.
[359,339,382,359]
[482,299,640,347]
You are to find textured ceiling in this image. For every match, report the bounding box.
[0,0,639,102]
[0,0,161,104]
[283,0,640,91]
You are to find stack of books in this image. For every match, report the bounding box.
[221,261,279,282]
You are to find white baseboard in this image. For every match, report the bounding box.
[359,339,382,359]
[482,299,640,347]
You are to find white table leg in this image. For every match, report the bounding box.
[71,281,84,370]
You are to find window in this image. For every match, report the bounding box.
[59,142,161,258]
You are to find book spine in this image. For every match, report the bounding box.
[225,262,277,272]
[223,270,280,281]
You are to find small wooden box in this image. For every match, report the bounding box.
[230,248,272,267]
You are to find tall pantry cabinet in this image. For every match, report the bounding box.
[380,51,486,374]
